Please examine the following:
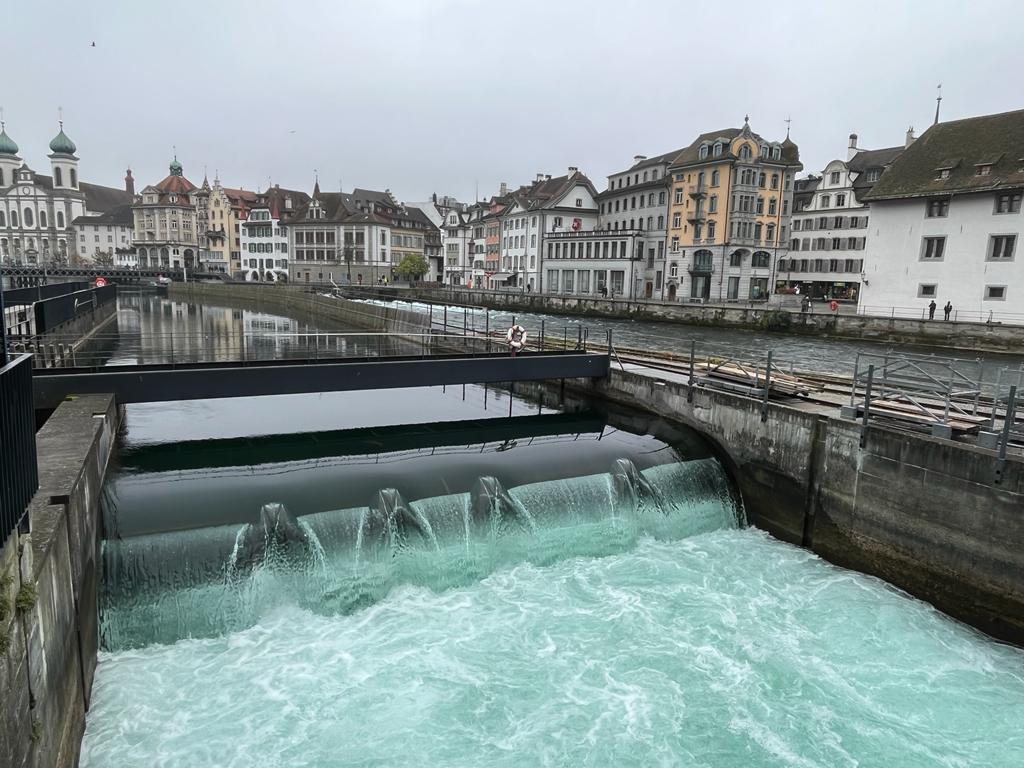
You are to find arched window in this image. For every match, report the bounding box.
[55,167,63,187]
[0,168,4,186]
[11,211,18,227]
[711,170,720,186]
[23,207,33,227]
[647,216,653,229]
[657,215,664,229]
[0,211,5,226]
[713,143,723,156]
[40,211,47,227]
[772,147,781,160]
[770,173,780,189]
[57,211,64,228]
[70,169,77,188]
[739,144,752,160]
[767,224,776,243]
[752,251,771,268]
[160,246,170,262]
[139,246,148,261]
[629,218,635,229]
[758,172,766,188]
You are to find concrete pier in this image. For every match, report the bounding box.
[0,395,119,768]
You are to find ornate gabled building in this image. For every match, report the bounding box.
[204,177,258,274]
[780,133,905,301]
[665,118,802,302]
[239,185,310,280]
[132,157,202,270]
[0,119,132,265]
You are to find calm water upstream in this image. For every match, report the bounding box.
[78,294,1024,767]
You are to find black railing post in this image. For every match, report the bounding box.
[998,385,1017,463]
[688,340,695,403]
[860,364,875,448]
[0,282,8,366]
[540,320,545,352]
[761,350,773,422]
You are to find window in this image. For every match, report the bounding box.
[921,236,946,260]
[657,215,664,229]
[918,284,937,298]
[866,169,881,182]
[770,174,779,190]
[23,208,33,227]
[729,251,742,267]
[727,276,740,299]
[756,197,764,214]
[926,199,949,217]
[989,235,1017,260]
[0,211,4,227]
[707,221,716,239]
[820,194,830,209]
[976,164,992,176]
[699,144,709,159]
[766,224,775,243]
[55,167,63,186]
[936,168,951,180]
[758,172,766,188]
[849,216,859,228]
[553,216,563,228]
[995,192,1022,214]
[708,195,718,214]
[658,191,666,205]
[674,188,684,204]
[672,212,681,229]
[575,198,582,207]
[39,211,47,227]
[830,172,841,184]
[707,169,718,186]
[985,285,1007,300]
[713,142,723,156]
[739,144,752,160]
[835,193,846,207]
[752,251,770,268]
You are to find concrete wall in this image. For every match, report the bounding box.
[577,369,1024,644]
[405,285,1024,353]
[0,395,119,768]
[170,282,430,337]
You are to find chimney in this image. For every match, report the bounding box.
[568,166,578,175]
[125,168,135,197]
[905,126,916,148]
[847,133,859,161]
[545,174,551,181]
[536,173,544,182]
[634,155,647,164]
[499,182,508,196]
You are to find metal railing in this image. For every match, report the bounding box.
[0,354,38,548]
[856,304,1024,326]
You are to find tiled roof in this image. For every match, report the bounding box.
[847,145,905,197]
[864,110,1024,201]
[626,148,686,171]
[669,126,801,169]
[154,173,197,194]
[28,173,132,213]
[72,203,134,228]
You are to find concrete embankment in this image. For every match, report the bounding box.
[0,395,120,768]
[552,369,1024,645]
[400,286,1024,354]
[170,282,429,336]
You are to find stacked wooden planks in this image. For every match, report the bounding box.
[697,360,821,397]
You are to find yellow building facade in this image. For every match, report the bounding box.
[666,119,801,302]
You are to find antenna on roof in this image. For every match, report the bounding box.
[58,105,63,130]
[934,83,943,125]
[784,115,792,139]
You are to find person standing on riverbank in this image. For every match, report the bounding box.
[928,300,937,320]
[944,301,953,321]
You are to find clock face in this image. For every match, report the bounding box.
[22,186,31,195]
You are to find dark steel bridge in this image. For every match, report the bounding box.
[31,349,610,410]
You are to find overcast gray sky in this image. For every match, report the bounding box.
[6,0,1022,202]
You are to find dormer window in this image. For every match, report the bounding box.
[936,169,951,180]
[713,142,723,157]
[169,194,177,203]
[739,144,752,160]
[772,146,781,159]
[866,169,881,182]
[976,164,992,176]
[699,144,709,160]
[759,144,768,157]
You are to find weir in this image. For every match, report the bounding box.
[99,456,740,650]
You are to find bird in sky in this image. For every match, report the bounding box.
[91,41,96,47]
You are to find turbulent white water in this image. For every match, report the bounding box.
[82,528,1024,768]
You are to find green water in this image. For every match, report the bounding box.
[81,528,1024,767]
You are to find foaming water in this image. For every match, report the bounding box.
[100,458,739,650]
[82,529,1024,768]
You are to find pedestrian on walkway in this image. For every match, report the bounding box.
[944,301,953,321]
[928,300,937,320]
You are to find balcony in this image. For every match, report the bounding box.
[686,210,707,224]
[688,183,707,199]
[688,262,714,275]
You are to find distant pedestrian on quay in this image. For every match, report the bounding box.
[944,301,953,321]
[928,300,937,320]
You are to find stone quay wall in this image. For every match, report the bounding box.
[0,395,120,768]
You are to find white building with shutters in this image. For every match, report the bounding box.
[780,134,905,302]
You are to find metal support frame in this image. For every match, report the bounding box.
[760,351,773,422]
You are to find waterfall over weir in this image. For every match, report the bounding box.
[100,457,740,650]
